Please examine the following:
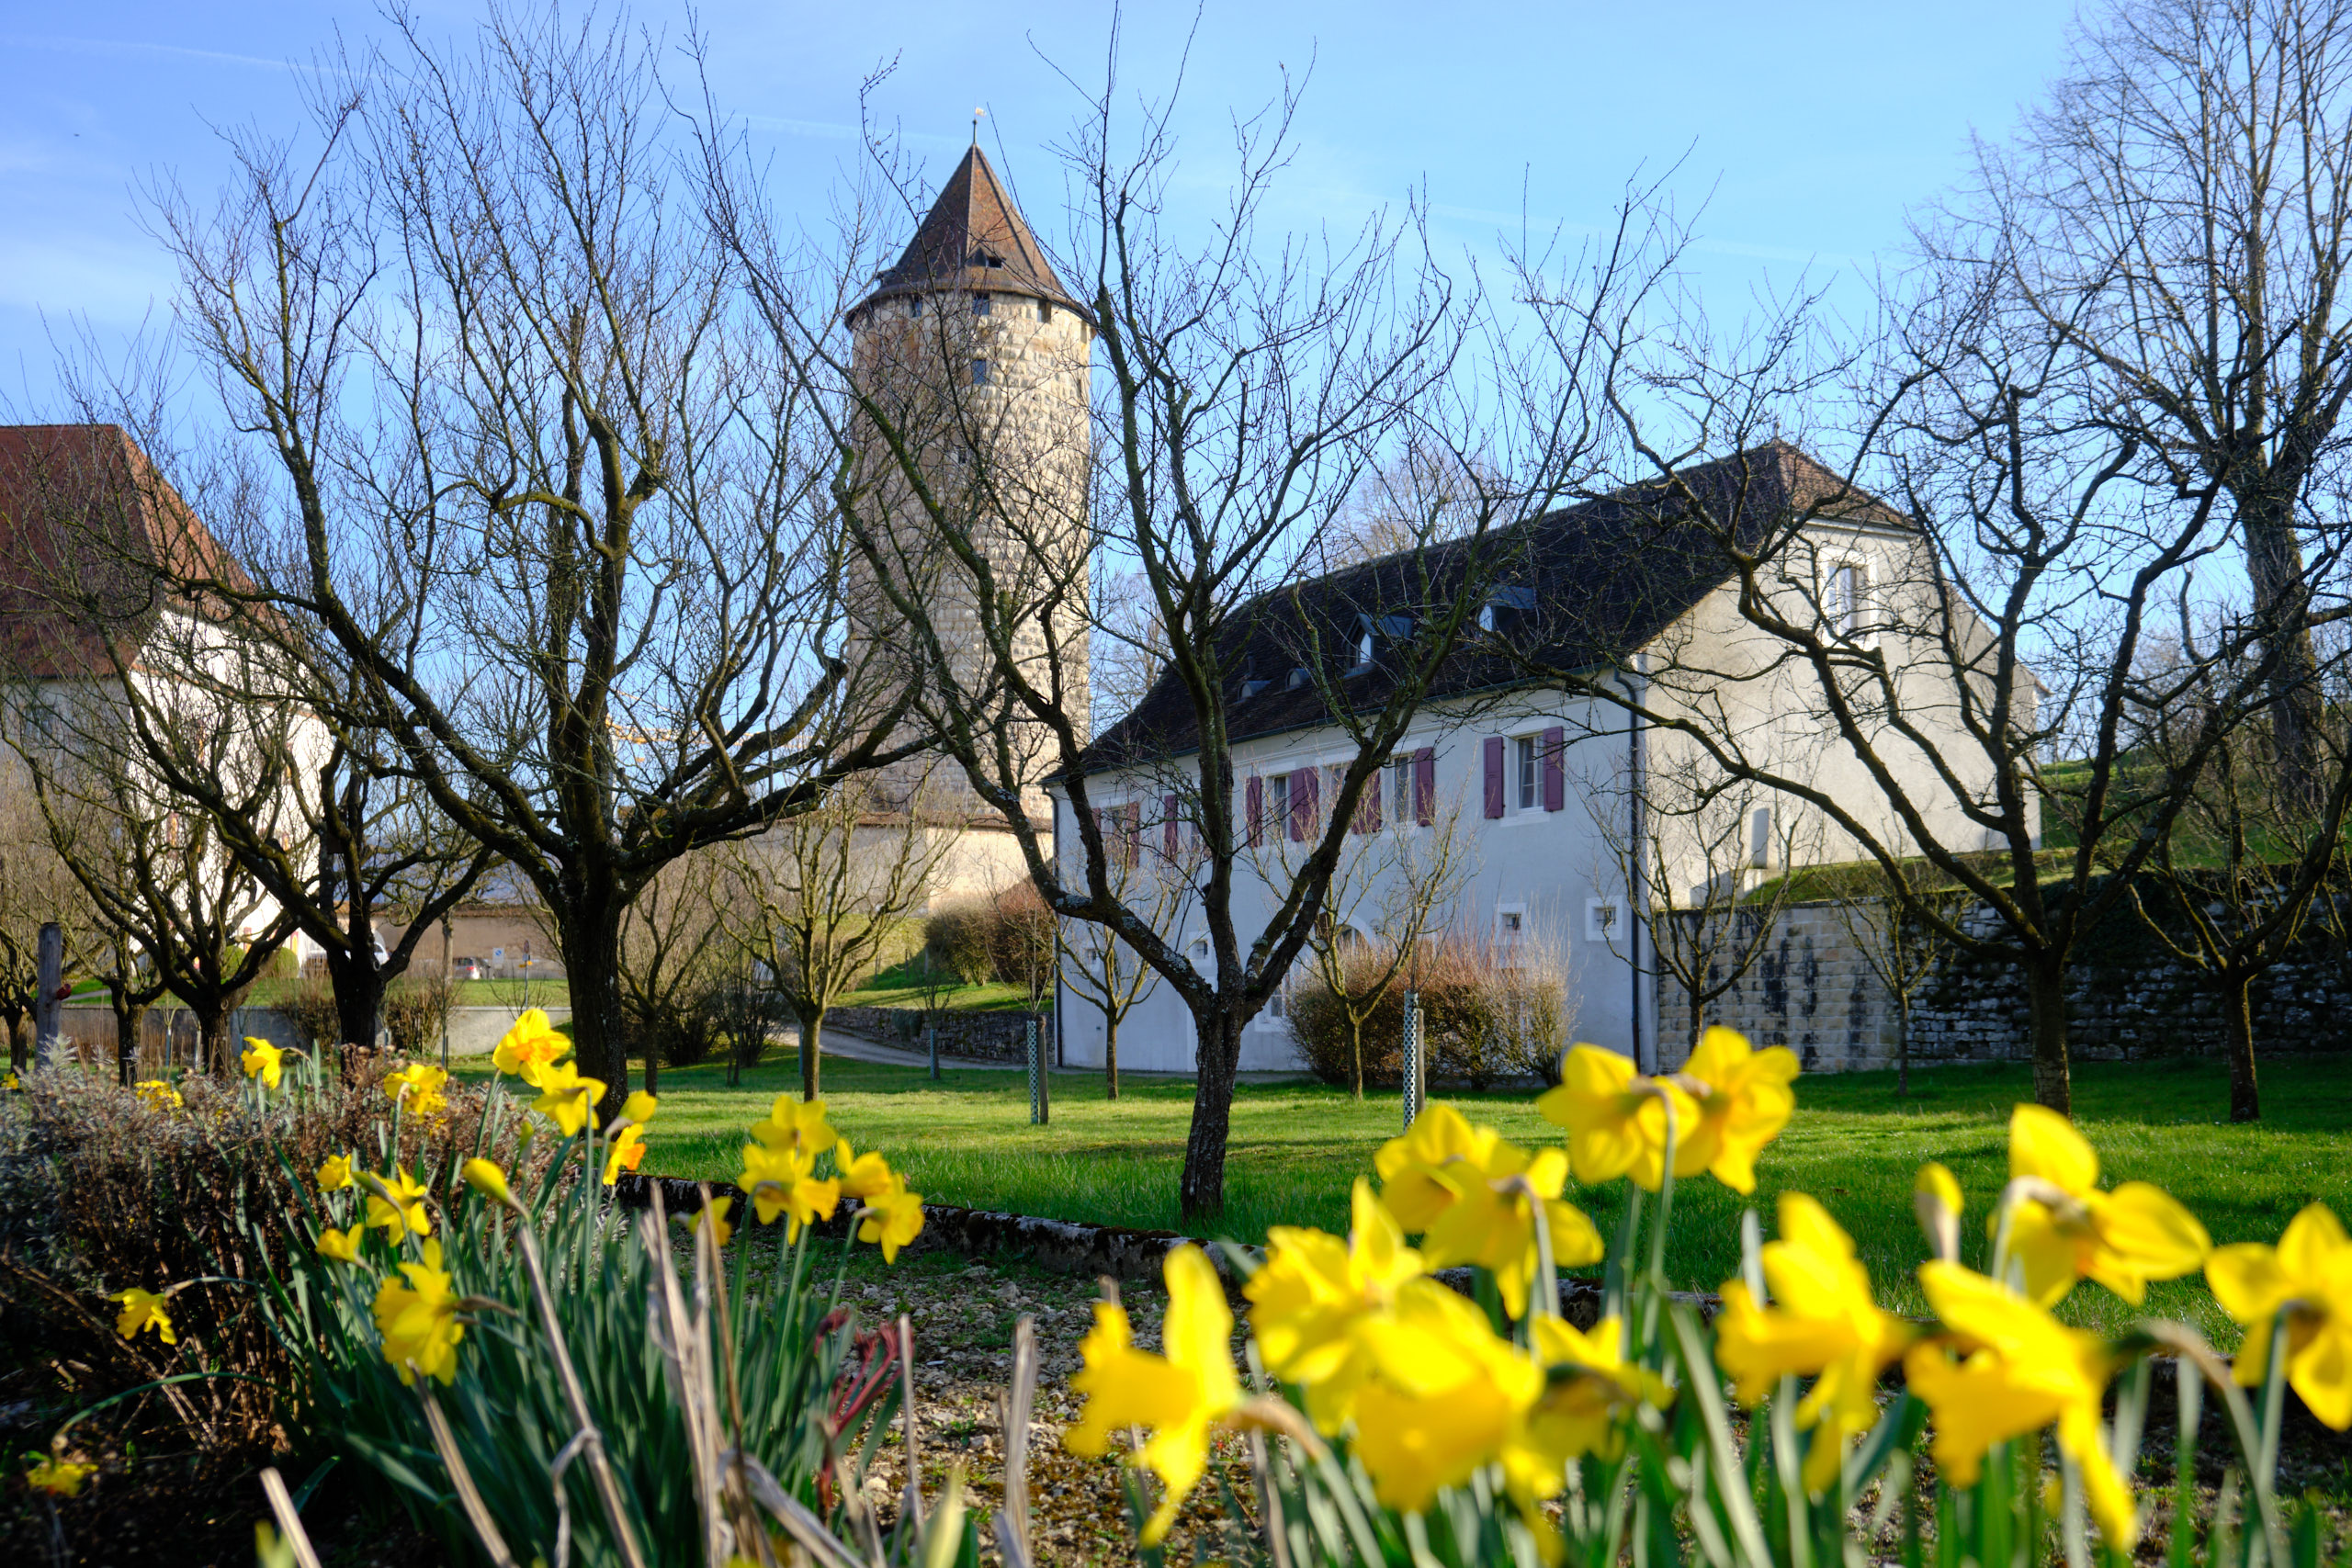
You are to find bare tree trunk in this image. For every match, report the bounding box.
[1181,1011,1246,1220]
[800,1010,823,1101]
[1347,1015,1364,1101]
[197,1002,236,1078]
[2222,970,2262,1124]
[2244,495,2327,817]
[326,956,384,1053]
[112,1002,148,1086]
[1104,1014,1120,1101]
[560,904,631,1117]
[1895,991,1911,1099]
[5,1011,26,1072]
[2024,958,2071,1116]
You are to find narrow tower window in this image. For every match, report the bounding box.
[1038,299,1053,324]
[970,359,991,386]
[973,292,992,315]
[910,296,924,319]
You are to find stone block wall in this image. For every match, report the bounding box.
[824,1005,1042,1065]
[1656,897,2352,1070]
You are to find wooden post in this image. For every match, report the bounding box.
[35,921,64,1070]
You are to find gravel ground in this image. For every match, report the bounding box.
[822,1242,1254,1568]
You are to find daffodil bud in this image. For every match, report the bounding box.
[1914,1162,1962,1261]
[462,1156,516,1208]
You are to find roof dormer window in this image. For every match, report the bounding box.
[1480,586,1535,638]
[974,251,1005,268]
[1286,667,1312,691]
[1351,614,1414,673]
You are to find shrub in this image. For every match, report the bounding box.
[276,975,344,1054]
[988,881,1057,1000]
[1286,931,1570,1090]
[923,902,997,985]
[380,973,454,1058]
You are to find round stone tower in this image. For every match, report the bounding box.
[844,143,1092,827]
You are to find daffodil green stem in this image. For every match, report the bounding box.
[510,1221,649,1568]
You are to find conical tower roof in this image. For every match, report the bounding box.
[858,144,1087,317]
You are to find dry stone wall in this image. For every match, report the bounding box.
[1657,897,2352,1069]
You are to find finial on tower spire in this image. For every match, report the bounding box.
[972,106,985,146]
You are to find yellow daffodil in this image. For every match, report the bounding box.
[460,1157,514,1207]
[1246,1179,1426,1431]
[857,1179,926,1262]
[1915,1162,1962,1261]
[748,1094,837,1156]
[1375,1107,1600,1317]
[692,1196,737,1248]
[133,1079,182,1112]
[2207,1201,2352,1429]
[1,1069,17,1091]
[1507,1314,1669,1501]
[492,1009,571,1084]
[382,1061,449,1119]
[110,1287,175,1345]
[1347,1279,1543,1513]
[1674,1027,1800,1193]
[833,1138,899,1201]
[1714,1194,1914,1489]
[602,1124,648,1186]
[25,1455,96,1496]
[736,1142,840,1239]
[614,1089,657,1129]
[372,1237,464,1386]
[365,1167,433,1238]
[528,1062,606,1137]
[1905,1261,2136,1547]
[317,1226,363,1264]
[1536,1043,1704,1190]
[2002,1104,2209,1307]
[1064,1245,1241,1544]
[239,1037,286,1089]
[316,1153,356,1192]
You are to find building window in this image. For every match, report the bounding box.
[973,291,992,315]
[1826,561,1867,638]
[910,296,924,319]
[1357,627,1376,668]
[1515,735,1539,810]
[1389,757,1414,824]
[1265,773,1289,836]
[1038,299,1053,323]
[1586,897,1623,944]
[970,359,990,387]
[1496,904,1526,958]
[1189,938,1210,966]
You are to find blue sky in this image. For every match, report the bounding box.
[0,1,2080,412]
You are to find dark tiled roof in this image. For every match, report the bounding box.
[0,424,255,680]
[1074,443,1902,772]
[854,144,1087,318]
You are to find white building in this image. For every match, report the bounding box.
[1050,444,2035,1076]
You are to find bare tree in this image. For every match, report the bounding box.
[86,11,924,1115]
[729,776,949,1100]
[1592,756,1815,1065]
[5,688,300,1077]
[1947,0,2352,811]
[1826,867,1971,1097]
[2128,639,2352,1120]
[702,59,1611,1217]
[616,847,734,1095]
[1260,782,1472,1098]
[0,797,80,1070]
[1057,812,1194,1099]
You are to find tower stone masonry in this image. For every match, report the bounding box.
[845,143,1092,828]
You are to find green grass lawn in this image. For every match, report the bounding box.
[461,1052,2352,1343]
[836,952,1034,1012]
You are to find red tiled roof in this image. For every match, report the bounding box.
[0,424,254,679]
[854,144,1086,318]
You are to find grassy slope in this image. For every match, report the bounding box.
[461,1052,2352,1342]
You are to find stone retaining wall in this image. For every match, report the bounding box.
[1657,896,2352,1069]
[824,1006,1041,1065]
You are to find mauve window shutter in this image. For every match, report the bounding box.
[1291,767,1317,840]
[1163,793,1180,858]
[1543,726,1566,812]
[1482,737,1505,818]
[1414,747,1435,825]
[1353,768,1381,834]
[1247,776,1263,846]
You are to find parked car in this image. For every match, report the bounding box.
[451,956,485,981]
